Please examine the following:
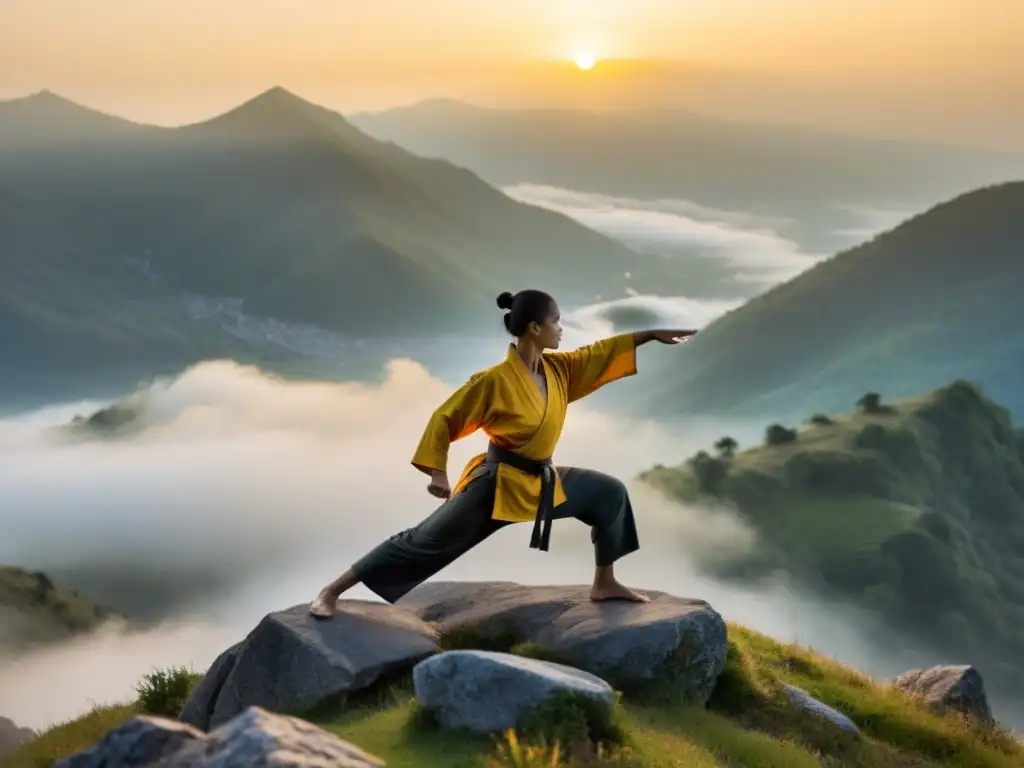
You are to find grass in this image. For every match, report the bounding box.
[133,666,204,718]
[8,623,1022,768]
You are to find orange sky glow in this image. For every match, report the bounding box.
[1,1,1021,147]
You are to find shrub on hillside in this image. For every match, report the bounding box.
[782,450,896,496]
[727,468,784,509]
[764,424,797,446]
[882,531,964,610]
[918,510,956,546]
[807,413,834,426]
[714,436,738,458]
[853,424,929,477]
[857,392,883,413]
[134,666,196,718]
[687,450,729,495]
[820,552,897,592]
[30,571,55,604]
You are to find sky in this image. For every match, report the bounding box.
[2,1,1022,147]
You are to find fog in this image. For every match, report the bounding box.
[504,184,822,285]
[0,357,951,730]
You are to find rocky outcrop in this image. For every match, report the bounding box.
[413,650,616,733]
[55,717,202,767]
[56,706,383,767]
[179,601,438,731]
[781,684,861,736]
[892,665,994,725]
[399,581,729,705]
[0,715,37,758]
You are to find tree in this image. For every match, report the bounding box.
[808,413,834,426]
[857,392,883,414]
[765,424,798,446]
[688,450,729,495]
[714,436,738,458]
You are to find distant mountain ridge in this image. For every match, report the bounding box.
[628,182,1024,421]
[0,87,684,407]
[349,99,1024,250]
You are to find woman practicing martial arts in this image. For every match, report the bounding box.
[309,289,696,618]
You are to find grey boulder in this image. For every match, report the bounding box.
[781,684,861,736]
[413,649,615,733]
[57,707,383,767]
[399,581,728,705]
[892,665,994,725]
[180,601,438,730]
[54,716,204,767]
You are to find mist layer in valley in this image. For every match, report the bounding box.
[506,183,913,299]
[0,354,979,731]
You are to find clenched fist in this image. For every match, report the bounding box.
[427,470,451,500]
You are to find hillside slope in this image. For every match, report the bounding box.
[9,624,1022,768]
[0,567,117,651]
[350,100,1024,249]
[629,182,1024,421]
[0,89,669,407]
[639,381,1024,705]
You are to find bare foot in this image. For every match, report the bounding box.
[309,590,339,619]
[589,582,650,603]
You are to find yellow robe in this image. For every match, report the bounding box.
[410,333,638,523]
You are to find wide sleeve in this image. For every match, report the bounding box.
[411,371,494,474]
[545,332,638,403]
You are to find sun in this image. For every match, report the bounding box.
[573,52,596,71]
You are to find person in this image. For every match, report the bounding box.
[309,289,697,618]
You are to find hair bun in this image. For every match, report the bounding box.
[496,291,514,310]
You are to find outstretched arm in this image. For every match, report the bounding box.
[633,329,698,346]
[547,329,699,404]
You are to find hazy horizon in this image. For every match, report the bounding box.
[3,0,1022,149]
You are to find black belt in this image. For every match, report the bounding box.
[485,442,556,552]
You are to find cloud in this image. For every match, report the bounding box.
[830,202,916,241]
[562,294,741,340]
[0,359,950,730]
[504,184,822,284]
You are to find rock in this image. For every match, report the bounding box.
[54,716,204,767]
[56,707,384,767]
[163,707,384,767]
[180,601,439,730]
[892,665,994,724]
[179,642,243,731]
[0,715,37,757]
[399,581,728,705]
[781,684,861,736]
[413,649,615,733]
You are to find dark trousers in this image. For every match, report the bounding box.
[351,465,640,603]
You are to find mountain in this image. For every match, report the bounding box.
[0,88,671,409]
[349,100,1024,250]
[0,717,35,762]
[0,566,117,651]
[639,380,1024,707]
[627,182,1024,421]
[0,90,155,147]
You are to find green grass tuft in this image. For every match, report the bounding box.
[133,666,201,718]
